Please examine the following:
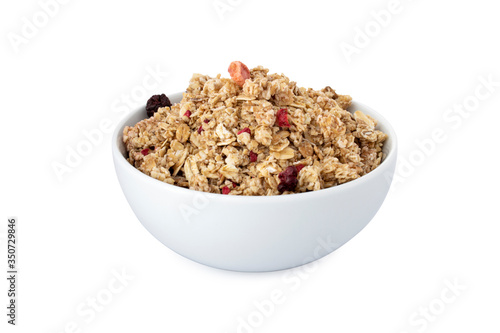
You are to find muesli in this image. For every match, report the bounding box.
[123,61,387,195]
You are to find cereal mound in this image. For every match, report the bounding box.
[123,62,388,196]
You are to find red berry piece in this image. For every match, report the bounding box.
[146,94,171,118]
[184,110,192,117]
[277,165,299,193]
[204,119,210,123]
[232,182,237,188]
[238,127,251,135]
[198,125,204,134]
[228,61,251,87]
[141,148,150,156]
[296,164,305,172]
[222,186,230,195]
[276,108,290,127]
[249,151,258,162]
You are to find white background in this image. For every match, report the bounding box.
[1,0,499,332]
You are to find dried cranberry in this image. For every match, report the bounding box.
[146,94,171,117]
[198,125,204,134]
[204,119,210,123]
[279,165,298,181]
[184,110,192,117]
[277,165,299,193]
[232,182,237,188]
[296,164,305,172]
[276,108,290,127]
[238,127,251,135]
[222,186,230,195]
[141,148,150,156]
[249,151,258,162]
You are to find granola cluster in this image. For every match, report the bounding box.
[123,63,387,196]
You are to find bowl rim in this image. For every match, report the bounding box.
[112,93,398,202]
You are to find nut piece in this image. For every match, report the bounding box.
[228,61,251,87]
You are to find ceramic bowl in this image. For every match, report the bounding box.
[112,92,397,272]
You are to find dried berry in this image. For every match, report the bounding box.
[277,165,299,193]
[249,151,258,162]
[279,165,298,181]
[237,127,251,135]
[228,61,251,87]
[222,186,230,195]
[198,125,204,134]
[183,110,192,117]
[238,127,251,135]
[141,148,150,156]
[232,182,237,188]
[204,119,209,123]
[276,108,290,127]
[146,94,171,117]
[296,164,305,172]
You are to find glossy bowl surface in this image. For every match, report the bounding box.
[112,92,397,272]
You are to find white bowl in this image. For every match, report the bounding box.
[112,92,397,272]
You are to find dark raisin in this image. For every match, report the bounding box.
[146,94,171,117]
[277,165,299,193]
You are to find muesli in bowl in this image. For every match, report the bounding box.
[122,61,388,196]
